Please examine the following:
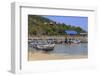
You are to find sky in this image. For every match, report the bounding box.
[43,16,88,31]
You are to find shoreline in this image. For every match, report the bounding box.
[28,51,88,61]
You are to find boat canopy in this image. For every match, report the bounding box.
[65,30,77,35]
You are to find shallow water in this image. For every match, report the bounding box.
[29,43,88,56]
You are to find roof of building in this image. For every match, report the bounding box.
[65,30,77,35]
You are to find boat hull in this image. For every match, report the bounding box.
[36,44,55,51]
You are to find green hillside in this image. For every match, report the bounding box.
[28,15,86,36]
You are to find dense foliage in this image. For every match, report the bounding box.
[28,15,86,36]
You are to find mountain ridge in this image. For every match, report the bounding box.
[28,15,86,36]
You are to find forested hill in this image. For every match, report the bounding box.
[28,15,86,36]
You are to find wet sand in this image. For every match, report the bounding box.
[28,51,88,61]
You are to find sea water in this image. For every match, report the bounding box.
[50,43,88,55]
[29,43,88,56]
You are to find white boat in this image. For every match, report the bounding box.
[72,39,81,44]
[36,44,55,51]
[29,40,55,51]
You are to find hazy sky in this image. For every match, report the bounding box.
[43,16,88,31]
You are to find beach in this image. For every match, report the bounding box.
[28,51,87,61]
[28,43,88,61]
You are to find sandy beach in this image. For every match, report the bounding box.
[28,51,88,61]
